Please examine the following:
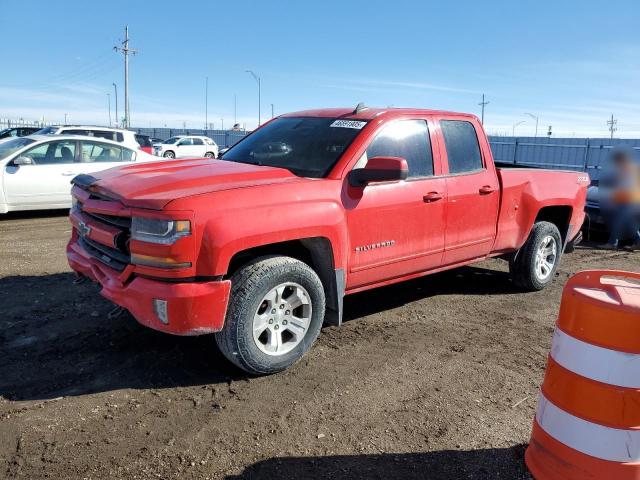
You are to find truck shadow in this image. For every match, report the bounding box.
[343,265,518,322]
[0,209,69,221]
[225,446,531,480]
[0,264,517,401]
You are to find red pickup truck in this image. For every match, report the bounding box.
[67,106,588,374]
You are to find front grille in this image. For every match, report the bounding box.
[84,210,132,229]
[77,202,131,271]
[79,237,129,271]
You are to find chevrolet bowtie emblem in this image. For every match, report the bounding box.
[77,221,91,238]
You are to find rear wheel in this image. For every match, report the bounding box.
[163,150,175,159]
[204,151,215,158]
[215,256,325,375]
[509,221,562,291]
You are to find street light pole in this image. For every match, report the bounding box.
[245,70,261,127]
[205,76,208,130]
[271,103,274,118]
[524,112,539,137]
[107,93,112,126]
[112,83,118,127]
[512,121,525,136]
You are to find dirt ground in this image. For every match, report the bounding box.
[0,210,637,480]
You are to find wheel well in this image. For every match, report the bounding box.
[535,206,573,242]
[226,238,344,326]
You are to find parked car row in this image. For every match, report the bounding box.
[0,123,226,213]
[0,135,159,213]
[2,126,222,158]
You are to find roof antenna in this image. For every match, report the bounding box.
[353,102,368,114]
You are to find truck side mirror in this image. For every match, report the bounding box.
[13,156,34,166]
[348,156,408,187]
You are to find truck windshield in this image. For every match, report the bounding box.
[34,126,57,135]
[221,117,366,178]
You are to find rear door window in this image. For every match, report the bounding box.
[64,129,89,137]
[80,141,135,162]
[90,130,117,141]
[192,138,204,145]
[440,120,483,174]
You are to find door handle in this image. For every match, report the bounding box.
[423,191,443,203]
[479,185,495,195]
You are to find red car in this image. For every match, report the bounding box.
[134,134,154,154]
[67,106,588,374]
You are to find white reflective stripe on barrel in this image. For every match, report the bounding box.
[536,393,640,463]
[550,328,640,389]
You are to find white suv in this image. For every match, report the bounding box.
[35,125,140,150]
[154,135,219,159]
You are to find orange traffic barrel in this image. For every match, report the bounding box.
[526,270,640,480]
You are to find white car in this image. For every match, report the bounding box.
[0,135,159,213]
[154,135,219,159]
[35,125,141,150]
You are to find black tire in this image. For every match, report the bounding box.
[509,221,563,291]
[163,150,175,159]
[204,151,215,158]
[215,256,326,375]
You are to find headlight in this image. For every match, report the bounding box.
[131,217,191,244]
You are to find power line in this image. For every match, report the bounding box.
[114,25,138,128]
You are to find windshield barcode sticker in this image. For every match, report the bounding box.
[330,120,367,129]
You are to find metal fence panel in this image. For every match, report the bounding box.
[488,136,640,181]
[132,128,248,148]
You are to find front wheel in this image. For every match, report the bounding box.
[215,256,326,375]
[204,151,215,158]
[509,221,562,291]
[163,150,175,159]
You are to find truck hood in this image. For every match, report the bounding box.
[88,158,300,209]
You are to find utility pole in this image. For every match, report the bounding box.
[607,114,617,140]
[524,112,539,137]
[64,113,68,124]
[271,103,274,118]
[114,25,137,128]
[107,93,112,126]
[245,70,261,127]
[112,83,118,127]
[221,118,224,131]
[205,77,208,130]
[478,94,489,124]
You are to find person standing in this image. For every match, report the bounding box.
[599,149,640,250]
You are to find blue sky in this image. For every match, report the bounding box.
[1,0,639,137]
